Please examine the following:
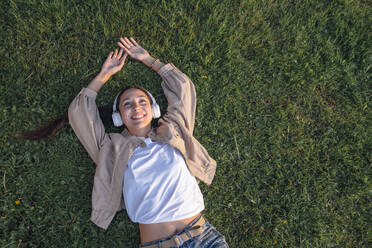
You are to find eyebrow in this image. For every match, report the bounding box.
[121,95,148,102]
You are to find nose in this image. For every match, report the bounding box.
[133,102,141,111]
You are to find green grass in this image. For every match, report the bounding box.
[1,0,370,247]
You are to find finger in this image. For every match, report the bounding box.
[119,44,129,53]
[114,49,118,58]
[124,37,133,46]
[120,37,132,49]
[117,41,125,49]
[119,37,126,44]
[130,37,139,46]
[121,46,132,57]
[120,53,128,65]
[118,48,124,58]
[120,37,131,47]
[107,51,114,59]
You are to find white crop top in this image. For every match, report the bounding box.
[122,137,204,224]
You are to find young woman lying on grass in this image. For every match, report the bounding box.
[23,37,229,248]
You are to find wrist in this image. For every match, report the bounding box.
[96,71,111,83]
[87,72,109,93]
[142,55,155,68]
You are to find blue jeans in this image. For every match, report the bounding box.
[139,215,229,248]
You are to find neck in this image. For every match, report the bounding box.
[128,125,151,138]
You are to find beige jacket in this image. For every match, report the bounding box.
[68,63,216,229]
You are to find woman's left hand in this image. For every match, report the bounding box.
[118,37,151,62]
[100,48,128,78]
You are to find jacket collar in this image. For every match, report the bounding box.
[120,128,132,138]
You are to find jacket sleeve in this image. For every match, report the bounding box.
[158,64,196,134]
[68,87,110,165]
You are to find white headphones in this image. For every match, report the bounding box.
[112,88,161,127]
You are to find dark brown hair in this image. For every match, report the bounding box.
[20,86,152,140]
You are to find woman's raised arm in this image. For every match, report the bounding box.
[118,37,165,72]
[118,37,196,133]
[67,49,128,163]
[20,49,126,140]
[88,48,128,93]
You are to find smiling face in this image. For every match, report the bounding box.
[118,88,153,137]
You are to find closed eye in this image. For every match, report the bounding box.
[122,99,148,108]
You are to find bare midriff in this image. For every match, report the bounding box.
[139,212,201,244]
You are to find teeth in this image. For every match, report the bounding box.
[132,114,144,119]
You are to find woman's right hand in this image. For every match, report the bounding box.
[87,49,127,93]
[100,48,128,78]
[118,37,151,62]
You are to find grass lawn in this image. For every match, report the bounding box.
[0,0,370,247]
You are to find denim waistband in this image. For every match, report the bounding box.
[139,214,207,247]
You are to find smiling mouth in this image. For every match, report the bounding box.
[131,114,145,120]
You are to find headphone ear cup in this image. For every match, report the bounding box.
[152,104,161,118]
[112,112,123,127]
